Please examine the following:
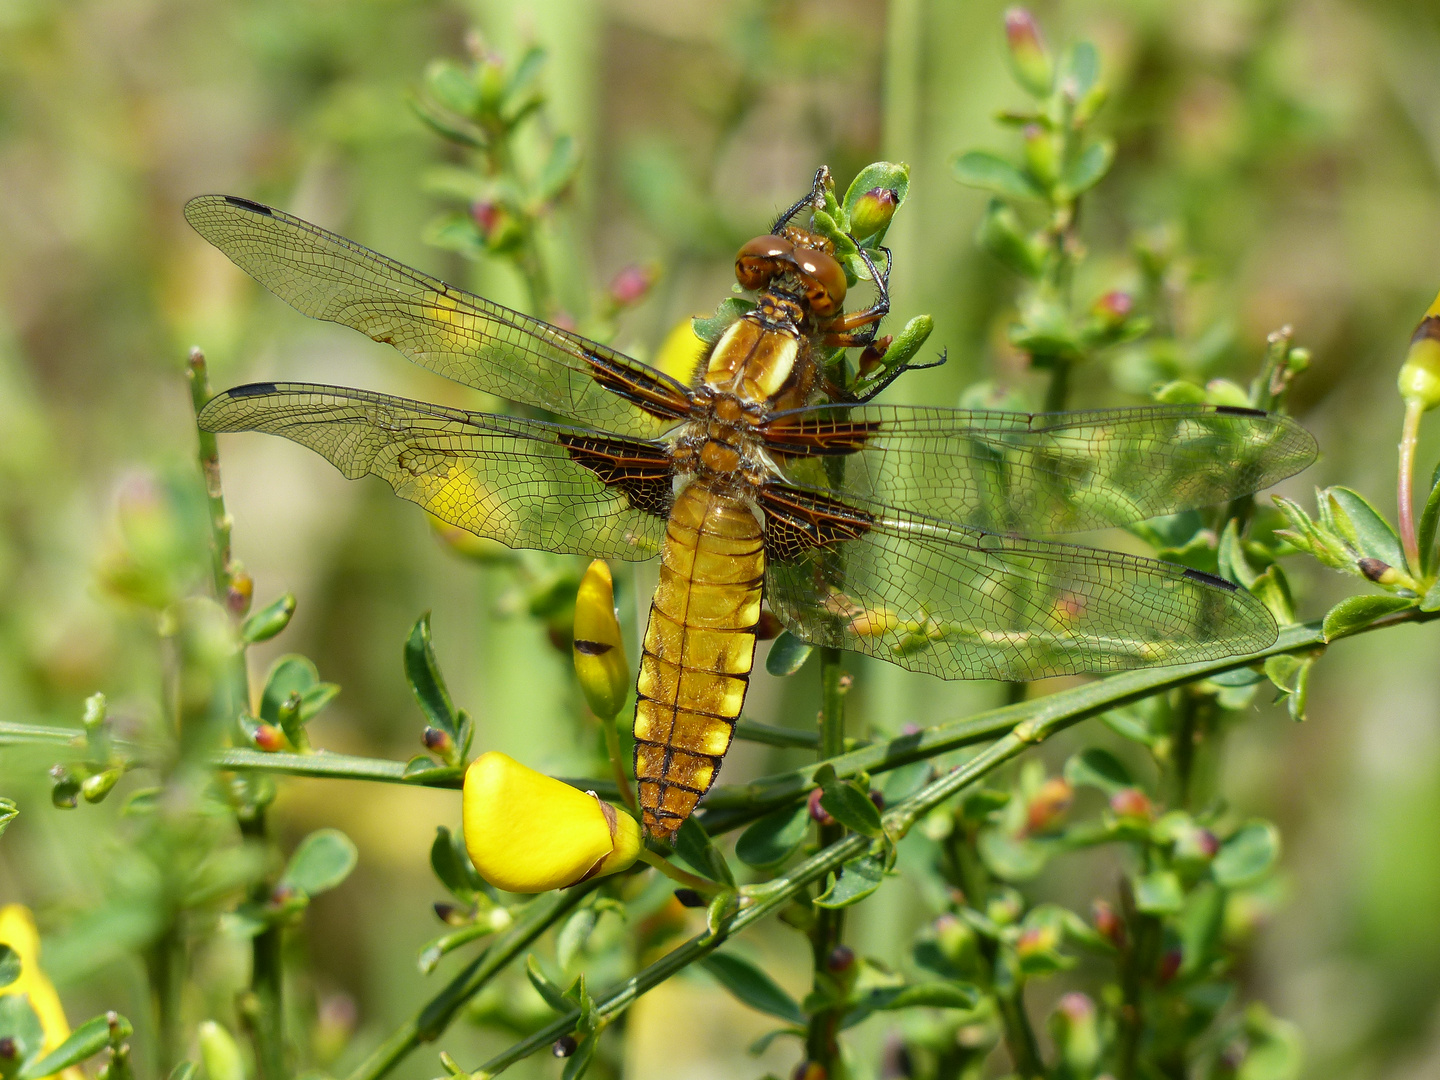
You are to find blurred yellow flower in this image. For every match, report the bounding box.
[652,318,707,384]
[0,905,85,1080]
[462,752,641,893]
[573,560,630,720]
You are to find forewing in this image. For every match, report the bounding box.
[763,496,1277,681]
[185,195,691,438]
[198,383,672,560]
[762,403,1316,534]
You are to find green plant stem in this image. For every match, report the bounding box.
[599,713,637,812]
[145,924,184,1077]
[1171,689,1198,811]
[996,990,1044,1079]
[239,810,286,1080]
[637,850,718,894]
[1399,395,1424,574]
[735,718,820,749]
[345,881,600,1080]
[186,347,232,599]
[804,648,848,1072]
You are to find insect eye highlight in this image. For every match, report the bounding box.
[795,248,847,316]
[735,234,793,290]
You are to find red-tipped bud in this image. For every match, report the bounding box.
[471,200,501,234]
[1057,992,1094,1022]
[808,787,836,826]
[423,725,454,756]
[608,264,657,307]
[1109,787,1154,822]
[1157,946,1182,983]
[226,567,254,617]
[826,944,856,973]
[1092,899,1125,948]
[1015,923,1058,958]
[252,723,286,753]
[850,188,899,240]
[1004,8,1054,97]
[1024,777,1073,835]
[1093,290,1134,326]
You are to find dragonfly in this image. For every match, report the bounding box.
[188,173,1315,842]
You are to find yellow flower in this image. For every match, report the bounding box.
[0,905,85,1080]
[462,752,641,893]
[653,318,707,384]
[573,560,630,720]
[1398,285,1440,411]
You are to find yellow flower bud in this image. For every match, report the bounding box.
[653,318,707,385]
[462,752,641,893]
[573,560,630,720]
[1398,287,1440,411]
[0,905,85,1080]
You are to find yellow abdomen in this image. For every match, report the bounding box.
[634,481,764,841]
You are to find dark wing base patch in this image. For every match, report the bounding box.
[758,483,874,562]
[560,433,676,518]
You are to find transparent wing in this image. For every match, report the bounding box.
[762,403,1316,534]
[198,383,672,560]
[763,495,1277,681]
[185,195,692,438]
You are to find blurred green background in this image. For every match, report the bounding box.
[2,0,1440,1077]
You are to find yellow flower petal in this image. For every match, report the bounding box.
[653,318,707,385]
[462,752,639,893]
[0,905,84,1080]
[573,560,630,720]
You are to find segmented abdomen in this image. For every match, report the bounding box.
[634,480,764,841]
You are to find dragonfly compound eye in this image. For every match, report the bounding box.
[794,247,847,316]
[735,234,794,290]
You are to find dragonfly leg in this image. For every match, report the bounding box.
[771,166,832,233]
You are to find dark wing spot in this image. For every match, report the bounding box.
[1182,567,1239,592]
[228,383,279,398]
[573,639,613,655]
[1213,405,1266,418]
[222,195,274,216]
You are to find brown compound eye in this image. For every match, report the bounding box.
[735,234,793,291]
[794,247,847,316]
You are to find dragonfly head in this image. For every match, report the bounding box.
[735,231,847,318]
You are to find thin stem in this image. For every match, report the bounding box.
[344,882,599,1080]
[239,811,286,1080]
[996,991,1044,1079]
[1399,396,1424,575]
[600,714,637,813]
[187,348,232,599]
[636,850,718,894]
[145,924,184,1077]
[804,648,848,1073]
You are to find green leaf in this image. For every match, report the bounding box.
[735,802,811,869]
[841,981,980,1030]
[405,614,461,747]
[525,955,570,1012]
[814,853,886,908]
[673,818,735,886]
[951,151,1044,200]
[1063,747,1132,795]
[0,995,46,1073]
[1420,470,1440,576]
[700,952,805,1024]
[747,1027,805,1056]
[0,798,15,837]
[424,59,480,117]
[1325,487,1406,569]
[1251,565,1296,626]
[168,1062,198,1080]
[0,945,17,989]
[1064,41,1101,97]
[1321,594,1413,642]
[977,830,1048,882]
[430,826,485,900]
[417,922,494,975]
[1133,870,1185,914]
[818,778,883,838]
[842,161,910,243]
[556,908,597,971]
[1213,821,1280,889]
[1060,138,1114,197]
[297,682,340,724]
[765,631,813,676]
[280,828,358,898]
[1422,578,1440,612]
[17,1013,132,1080]
[197,1021,245,1080]
[692,297,753,345]
[1287,656,1314,722]
[240,594,295,644]
[259,656,318,725]
[536,135,581,203]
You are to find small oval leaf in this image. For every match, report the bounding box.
[814,853,887,908]
[405,613,460,740]
[0,944,18,988]
[1133,870,1184,914]
[735,802,811,869]
[951,151,1044,200]
[1063,747,1133,795]
[701,952,806,1024]
[280,828,358,897]
[1326,487,1406,569]
[16,1012,131,1080]
[818,780,883,838]
[765,631,814,677]
[259,656,319,725]
[1212,821,1280,889]
[1321,594,1413,642]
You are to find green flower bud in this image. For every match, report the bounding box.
[1004,8,1054,97]
[198,1022,245,1080]
[1398,289,1440,411]
[573,560,630,720]
[848,187,899,241]
[81,768,123,805]
[1022,124,1060,188]
[241,594,296,644]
